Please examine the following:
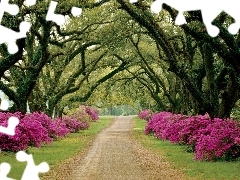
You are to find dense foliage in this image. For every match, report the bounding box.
[145,112,240,161]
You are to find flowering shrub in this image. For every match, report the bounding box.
[69,107,90,129]
[167,115,211,145]
[0,112,52,151]
[62,117,89,132]
[0,125,30,151]
[85,106,99,121]
[138,109,153,121]
[0,112,28,151]
[49,118,70,139]
[195,118,240,161]
[144,111,186,139]
[144,112,240,161]
[25,112,69,139]
[0,111,91,151]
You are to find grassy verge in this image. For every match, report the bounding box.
[132,117,240,180]
[0,116,114,179]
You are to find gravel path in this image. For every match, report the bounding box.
[43,116,188,180]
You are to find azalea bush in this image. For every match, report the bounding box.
[144,111,175,137]
[50,118,70,139]
[69,106,90,128]
[138,109,153,121]
[0,112,52,151]
[0,111,91,152]
[62,117,89,133]
[195,118,240,161]
[165,114,212,151]
[27,112,69,139]
[145,111,240,161]
[69,105,99,127]
[85,106,99,122]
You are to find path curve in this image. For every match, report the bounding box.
[43,116,187,180]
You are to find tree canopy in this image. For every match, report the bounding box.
[1,0,240,118]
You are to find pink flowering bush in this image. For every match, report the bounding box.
[26,112,69,139]
[67,105,100,129]
[144,111,185,139]
[68,105,99,129]
[62,117,89,133]
[144,111,240,161]
[50,118,70,139]
[144,111,171,135]
[0,111,91,152]
[167,115,211,145]
[69,107,90,129]
[85,106,99,121]
[0,112,52,151]
[195,118,240,161]
[156,113,188,141]
[0,112,28,151]
[138,109,153,121]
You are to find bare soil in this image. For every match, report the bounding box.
[42,116,189,180]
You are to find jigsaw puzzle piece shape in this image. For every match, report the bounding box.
[228,22,240,35]
[223,2,240,35]
[46,1,65,26]
[151,0,190,25]
[151,0,221,37]
[175,12,187,25]
[201,8,220,37]
[0,162,15,180]
[0,21,31,54]
[0,98,19,136]
[151,0,164,14]
[0,0,20,22]
[71,7,82,17]
[16,151,50,180]
[0,116,19,136]
[0,99,9,111]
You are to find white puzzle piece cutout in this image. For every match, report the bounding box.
[0,99,19,136]
[0,0,19,23]
[0,163,15,180]
[46,1,65,26]
[0,0,35,54]
[0,99,9,111]
[71,7,82,17]
[129,0,138,3]
[0,21,31,54]
[0,116,19,136]
[24,0,37,7]
[0,0,81,53]
[150,0,240,37]
[16,151,50,180]
[46,1,82,25]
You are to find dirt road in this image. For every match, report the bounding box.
[43,116,186,180]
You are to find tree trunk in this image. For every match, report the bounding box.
[218,69,240,118]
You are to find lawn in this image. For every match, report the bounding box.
[132,117,240,180]
[0,116,114,179]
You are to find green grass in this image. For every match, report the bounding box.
[132,117,240,180]
[0,116,114,179]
